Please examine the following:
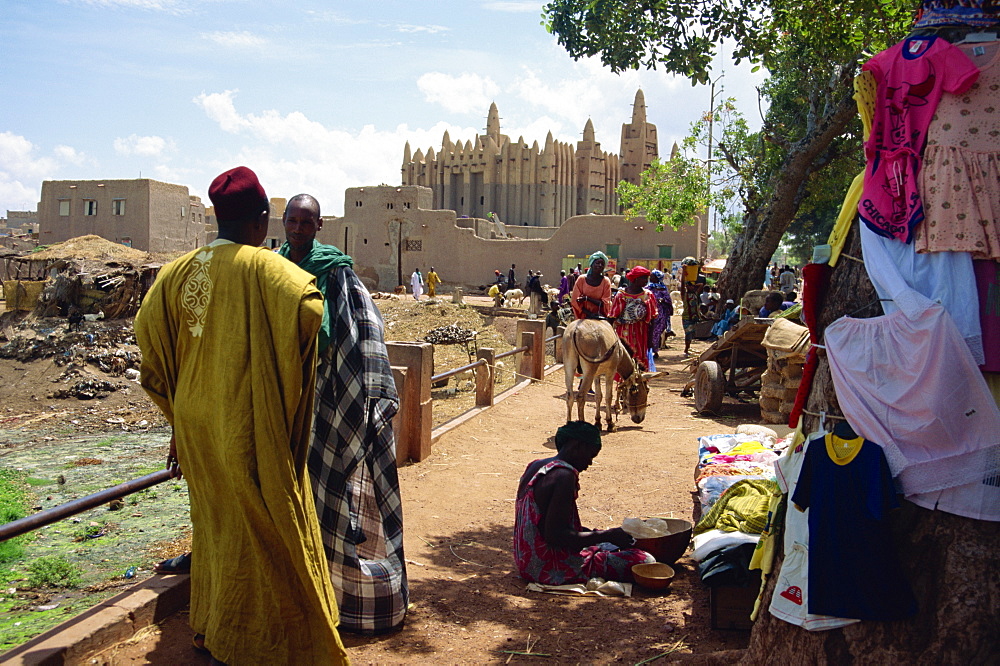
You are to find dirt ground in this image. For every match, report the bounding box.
[2,296,774,664]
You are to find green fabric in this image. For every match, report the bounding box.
[588,251,609,267]
[278,240,353,353]
[556,421,602,450]
[774,303,803,320]
[694,479,778,536]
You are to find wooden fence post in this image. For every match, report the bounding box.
[476,348,495,407]
[516,318,545,381]
[389,366,408,467]
[386,341,434,462]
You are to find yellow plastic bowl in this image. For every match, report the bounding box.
[631,562,676,591]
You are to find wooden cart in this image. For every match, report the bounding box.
[692,317,773,414]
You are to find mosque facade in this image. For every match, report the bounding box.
[400,90,659,227]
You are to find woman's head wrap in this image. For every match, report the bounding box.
[650,269,664,282]
[555,421,602,451]
[588,251,609,267]
[626,265,651,281]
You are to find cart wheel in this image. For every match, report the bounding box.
[694,360,725,414]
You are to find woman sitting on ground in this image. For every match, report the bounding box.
[514,421,654,585]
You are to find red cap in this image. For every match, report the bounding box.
[208,166,268,222]
[626,265,651,281]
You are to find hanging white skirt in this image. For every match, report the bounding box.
[825,294,1000,521]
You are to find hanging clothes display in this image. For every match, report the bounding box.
[915,42,1000,259]
[824,291,1000,521]
[860,222,984,364]
[791,429,917,621]
[769,430,860,631]
[859,36,980,243]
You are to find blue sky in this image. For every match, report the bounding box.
[1,0,764,217]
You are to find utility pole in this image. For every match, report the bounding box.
[706,73,724,253]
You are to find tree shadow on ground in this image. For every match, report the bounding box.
[342,523,748,663]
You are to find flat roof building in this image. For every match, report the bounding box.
[38,179,208,252]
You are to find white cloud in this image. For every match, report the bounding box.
[201,31,268,49]
[194,90,248,132]
[417,72,501,113]
[192,91,461,216]
[53,144,87,166]
[482,2,540,12]
[114,134,175,157]
[396,24,449,34]
[0,132,69,211]
[305,10,367,25]
[150,164,200,186]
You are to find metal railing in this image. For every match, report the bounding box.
[0,469,174,542]
[430,358,488,384]
[429,333,556,385]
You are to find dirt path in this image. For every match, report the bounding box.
[96,333,770,664]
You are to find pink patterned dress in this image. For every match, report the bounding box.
[608,289,658,371]
[916,41,1000,259]
[859,36,979,242]
[513,459,652,584]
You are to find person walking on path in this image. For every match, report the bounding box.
[570,252,612,320]
[135,167,349,664]
[557,270,571,304]
[411,268,424,300]
[526,270,546,316]
[426,266,441,298]
[645,269,674,357]
[608,266,659,371]
[507,263,517,292]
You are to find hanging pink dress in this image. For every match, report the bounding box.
[859,36,979,243]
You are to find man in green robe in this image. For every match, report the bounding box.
[279,194,408,635]
[135,167,349,664]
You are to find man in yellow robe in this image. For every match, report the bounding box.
[426,266,441,298]
[135,166,349,665]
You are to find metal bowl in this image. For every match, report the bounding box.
[633,518,693,565]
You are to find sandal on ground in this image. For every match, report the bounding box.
[193,633,209,654]
[154,552,191,574]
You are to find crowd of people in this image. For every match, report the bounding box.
[136,172,808,660]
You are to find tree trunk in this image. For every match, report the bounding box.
[717,91,858,303]
[742,221,1000,664]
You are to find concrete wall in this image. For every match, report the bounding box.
[318,184,702,290]
[147,181,205,253]
[3,210,38,235]
[38,179,206,252]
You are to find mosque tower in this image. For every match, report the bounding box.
[620,89,659,185]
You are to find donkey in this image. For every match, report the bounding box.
[562,318,657,431]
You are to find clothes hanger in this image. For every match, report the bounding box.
[832,420,859,440]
